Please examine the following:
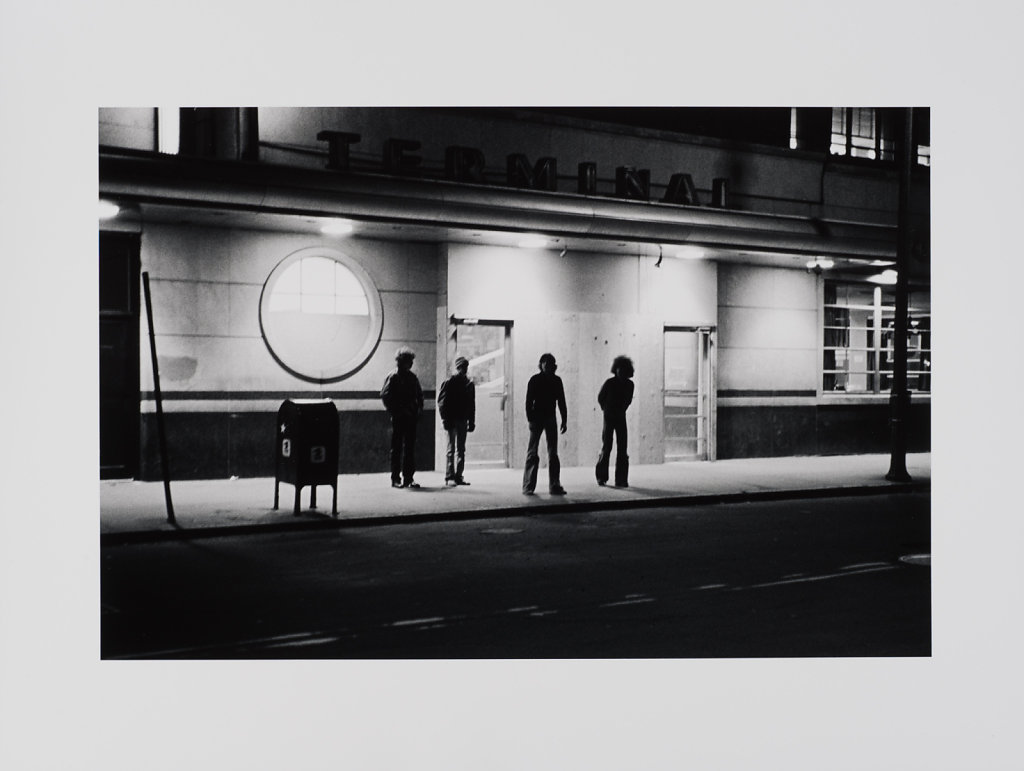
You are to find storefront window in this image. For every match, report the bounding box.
[259,248,383,383]
[823,281,931,394]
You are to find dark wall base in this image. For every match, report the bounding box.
[717,402,931,459]
[140,411,436,481]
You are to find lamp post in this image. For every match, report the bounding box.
[886,108,914,482]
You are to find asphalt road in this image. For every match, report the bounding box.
[101,492,931,659]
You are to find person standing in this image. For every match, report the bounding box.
[523,352,568,495]
[381,347,424,488]
[438,355,476,486]
[596,355,635,487]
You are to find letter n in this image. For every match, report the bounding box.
[615,167,650,201]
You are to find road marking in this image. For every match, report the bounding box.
[899,554,931,567]
[694,583,728,590]
[391,617,446,627]
[743,565,896,589]
[507,606,540,613]
[601,597,655,608]
[528,610,558,617]
[264,636,340,649]
[841,562,890,570]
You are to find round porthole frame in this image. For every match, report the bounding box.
[258,246,384,384]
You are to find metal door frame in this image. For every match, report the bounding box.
[448,317,514,468]
[663,325,716,461]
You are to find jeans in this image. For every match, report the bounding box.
[444,420,469,480]
[523,418,561,492]
[389,414,417,483]
[596,411,628,485]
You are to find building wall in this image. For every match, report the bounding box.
[442,244,717,468]
[99,108,156,151]
[256,107,900,225]
[135,223,439,479]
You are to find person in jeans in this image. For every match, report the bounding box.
[522,352,568,495]
[596,355,635,487]
[438,356,476,486]
[380,347,424,488]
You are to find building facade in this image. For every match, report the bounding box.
[99,107,930,481]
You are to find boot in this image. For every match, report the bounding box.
[595,452,609,485]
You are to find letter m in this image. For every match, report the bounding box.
[506,154,558,191]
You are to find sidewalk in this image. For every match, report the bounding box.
[100,453,931,544]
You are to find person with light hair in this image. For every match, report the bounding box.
[380,347,424,488]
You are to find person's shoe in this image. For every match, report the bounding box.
[455,478,470,486]
[391,480,403,488]
[405,480,420,489]
[445,478,456,487]
[549,486,567,495]
[614,481,629,488]
[522,489,535,495]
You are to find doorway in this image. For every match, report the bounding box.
[663,326,716,461]
[449,320,513,468]
[100,232,141,479]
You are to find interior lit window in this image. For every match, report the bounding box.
[259,248,383,383]
[830,108,895,161]
[157,107,179,154]
[789,108,799,150]
[823,280,931,394]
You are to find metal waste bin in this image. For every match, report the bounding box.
[274,399,339,517]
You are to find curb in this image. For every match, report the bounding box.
[100,480,930,546]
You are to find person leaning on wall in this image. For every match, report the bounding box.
[522,352,568,495]
[438,355,476,486]
[596,355,635,487]
[380,347,424,488]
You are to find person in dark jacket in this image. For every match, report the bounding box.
[522,352,568,495]
[438,355,476,486]
[381,347,424,488]
[596,355,635,487]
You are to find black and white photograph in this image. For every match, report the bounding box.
[98,105,932,661]
[3,2,1023,770]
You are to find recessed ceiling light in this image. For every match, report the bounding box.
[806,257,834,270]
[321,220,354,235]
[867,269,898,285]
[98,200,120,220]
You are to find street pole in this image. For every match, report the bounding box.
[886,108,913,482]
[142,271,176,523]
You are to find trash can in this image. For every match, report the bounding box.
[274,399,339,517]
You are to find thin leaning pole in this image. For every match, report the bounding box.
[142,271,175,524]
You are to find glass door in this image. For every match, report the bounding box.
[451,321,512,468]
[663,327,715,461]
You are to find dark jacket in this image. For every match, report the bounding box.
[381,369,424,419]
[525,372,567,426]
[598,376,634,415]
[438,372,476,428]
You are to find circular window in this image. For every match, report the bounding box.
[259,247,383,383]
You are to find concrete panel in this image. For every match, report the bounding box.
[638,257,717,326]
[228,283,263,338]
[719,306,817,350]
[142,224,233,283]
[405,291,439,342]
[147,279,231,337]
[718,347,818,391]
